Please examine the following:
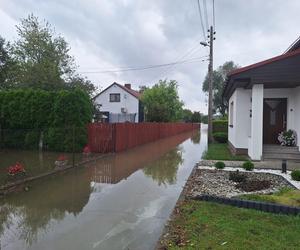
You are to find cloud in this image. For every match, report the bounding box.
[0,0,300,113]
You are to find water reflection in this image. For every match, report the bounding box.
[85,131,196,185]
[0,130,201,249]
[143,147,183,186]
[0,168,92,247]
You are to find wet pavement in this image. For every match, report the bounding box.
[0,125,207,250]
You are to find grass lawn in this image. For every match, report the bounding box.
[239,187,300,207]
[202,143,247,161]
[161,200,300,249]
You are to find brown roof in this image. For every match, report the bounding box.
[93,82,141,100]
[229,49,300,77]
[113,82,141,99]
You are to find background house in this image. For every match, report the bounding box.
[93,82,144,123]
[223,37,300,161]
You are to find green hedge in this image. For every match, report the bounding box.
[0,89,92,152]
[212,120,228,133]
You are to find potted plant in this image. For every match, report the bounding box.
[55,155,68,168]
[278,130,297,146]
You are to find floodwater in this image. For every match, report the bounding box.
[0,125,207,250]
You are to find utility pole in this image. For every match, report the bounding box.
[201,26,215,143]
[207,25,214,143]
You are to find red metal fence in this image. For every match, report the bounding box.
[88,122,200,153]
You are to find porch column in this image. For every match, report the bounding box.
[249,84,264,160]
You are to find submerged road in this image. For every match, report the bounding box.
[0,125,207,250]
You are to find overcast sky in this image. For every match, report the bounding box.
[1,0,300,113]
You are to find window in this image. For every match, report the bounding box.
[109,93,120,102]
[229,101,234,127]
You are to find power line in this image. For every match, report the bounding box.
[148,41,206,83]
[196,0,206,41]
[203,0,209,31]
[79,56,208,74]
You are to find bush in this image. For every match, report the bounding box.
[229,170,247,183]
[242,161,254,171]
[0,89,93,152]
[212,120,228,133]
[213,132,228,143]
[291,170,300,181]
[215,161,225,169]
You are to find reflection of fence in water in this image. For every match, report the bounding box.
[87,130,199,184]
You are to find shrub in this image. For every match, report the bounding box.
[0,89,93,152]
[215,161,225,169]
[213,132,228,143]
[291,170,300,181]
[212,120,228,133]
[242,161,254,171]
[229,170,247,183]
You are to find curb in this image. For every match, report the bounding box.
[193,194,300,215]
[0,153,114,196]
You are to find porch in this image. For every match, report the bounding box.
[224,49,300,161]
[263,144,300,161]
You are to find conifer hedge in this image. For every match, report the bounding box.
[0,89,93,152]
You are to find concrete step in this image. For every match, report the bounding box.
[263,153,300,161]
[263,146,299,154]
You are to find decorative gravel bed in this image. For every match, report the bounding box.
[186,168,294,198]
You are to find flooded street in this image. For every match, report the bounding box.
[0,125,207,250]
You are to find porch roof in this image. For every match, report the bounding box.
[223,49,300,100]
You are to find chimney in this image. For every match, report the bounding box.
[124,83,131,89]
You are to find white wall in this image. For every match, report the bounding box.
[94,84,139,122]
[228,88,251,149]
[248,84,264,160]
[228,86,300,160]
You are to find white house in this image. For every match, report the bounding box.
[223,37,300,161]
[93,82,144,123]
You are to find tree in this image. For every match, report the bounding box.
[142,80,184,122]
[202,61,239,116]
[0,36,12,87]
[182,109,193,122]
[191,111,201,123]
[5,14,96,95]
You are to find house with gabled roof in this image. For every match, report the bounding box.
[223,37,300,161]
[93,82,144,123]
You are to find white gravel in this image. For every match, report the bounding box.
[198,165,300,189]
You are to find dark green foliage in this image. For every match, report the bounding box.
[191,111,201,123]
[291,170,300,181]
[212,120,228,133]
[213,132,228,143]
[229,170,247,183]
[0,89,92,151]
[214,161,225,169]
[202,61,239,116]
[242,161,254,171]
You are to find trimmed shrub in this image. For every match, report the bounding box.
[212,120,228,133]
[242,161,254,171]
[213,132,228,143]
[291,170,300,181]
[0,89,93,152]
[229,170,247,183]
[215,161,225,169]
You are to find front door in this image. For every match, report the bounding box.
[263,98,287,144]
